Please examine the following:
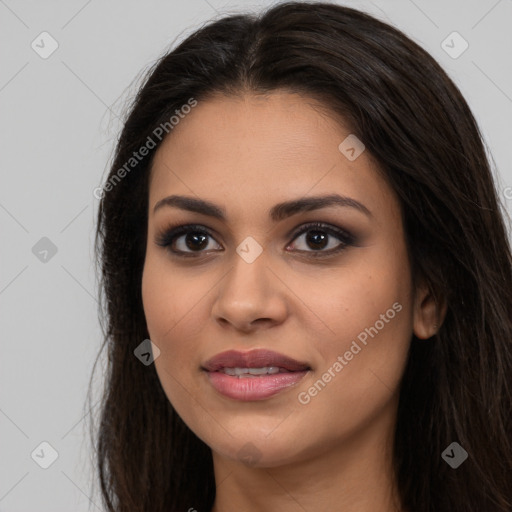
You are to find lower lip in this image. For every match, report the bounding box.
[205,370,309,401]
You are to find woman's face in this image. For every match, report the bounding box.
[142,91,433,468]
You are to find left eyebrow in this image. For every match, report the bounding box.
[152,193,372,221]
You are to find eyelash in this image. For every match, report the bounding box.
[155,222,355,259]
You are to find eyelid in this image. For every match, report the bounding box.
[288,222,354,246]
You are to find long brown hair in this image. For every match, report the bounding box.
[89,2,512,510]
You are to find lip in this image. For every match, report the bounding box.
[202,349,310,372]
[202,349,311,401]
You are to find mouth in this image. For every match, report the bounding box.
[201,349,311,401]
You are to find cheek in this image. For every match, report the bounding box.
[141,254,211,388]
[141,260,193,413]
[312,241,408,348]
[142,259,177,341]
[306,247,412,354]
[299,260,413,418]
[142,251,204,340]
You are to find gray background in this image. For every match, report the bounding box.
[1,0,511,510]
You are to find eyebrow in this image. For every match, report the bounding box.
[152,193,372,221]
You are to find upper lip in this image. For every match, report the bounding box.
[202,349,311,372]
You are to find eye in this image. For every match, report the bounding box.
[155,224,222,257]
[286,222,354,257]
[155,222,355,258]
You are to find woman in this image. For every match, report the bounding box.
[89,2,512,511]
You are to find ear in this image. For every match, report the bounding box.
[413,278,447,340]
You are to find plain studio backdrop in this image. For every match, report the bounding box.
[0,0,511,510]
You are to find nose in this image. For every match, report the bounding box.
[211,250,288,334]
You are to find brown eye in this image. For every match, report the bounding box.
[155,224,222,256]
[287,222,354,257]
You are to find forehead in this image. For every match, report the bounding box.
[148,92,400,227]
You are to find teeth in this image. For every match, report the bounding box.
[222,367,282,377]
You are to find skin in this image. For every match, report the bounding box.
[141,91,444,512]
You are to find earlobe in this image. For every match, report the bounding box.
[413,281,447,340]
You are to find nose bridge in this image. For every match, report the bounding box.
[212,237,288,329]
[224,237,271,301]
